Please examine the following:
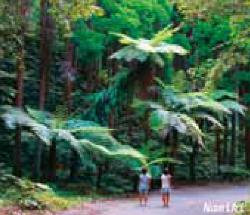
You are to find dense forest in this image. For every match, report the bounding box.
[0,0,249,213]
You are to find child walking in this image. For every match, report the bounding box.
[138,167,151,206]
[161,168,172,207]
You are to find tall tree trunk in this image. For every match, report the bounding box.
[164,133,170,169]
[245,114,250,169]
[136,62,155,100]
[223,117,228,165]
[14,47,25,176]
[229,112,237,166]
[65,43,75,114]
[69,149,78,180]
[190,139,197,182]
[96,165,103,189]
[39,0,53,110]
[65,43,79,179]
[143,110,151,145]
[13,0,28,177]
[169,129,178,175]
[33,0,53,180]
[48,138,56,181]
[216,129,222,174]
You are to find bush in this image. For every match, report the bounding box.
[220,166,250,181]
[0,173,88,211]
[235,201,250,215]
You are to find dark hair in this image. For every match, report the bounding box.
[141,167,147,175]
[163,168,169,175]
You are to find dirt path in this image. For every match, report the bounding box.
[57,184,250,215]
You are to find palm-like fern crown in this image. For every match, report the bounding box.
[0,106,146,164]
[110,26,188,67]
[133,78,246,146]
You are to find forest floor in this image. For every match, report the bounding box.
[56,183,250,215]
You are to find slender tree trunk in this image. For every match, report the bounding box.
[136,62,155,100]
[65,43,74,114]
[14,48,25,176]
[33,144,43,180]
[13,0,28,177]
[108,108,115,129]
[69,149,78,180]
[169,129,178,175]
[48,138,56,181]
[190,140,197,182]
[33,0,53,180]
[14,126,22,177]
[229,112,237,166]
[245,115,250,169]
[216,129,222,174]
[143,110,151,145]
[39,0,53,110]
[65,43,79,179]
[96,165,103,189]
[223,117,228,165]
[164,133,170,169]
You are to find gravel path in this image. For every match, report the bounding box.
[57,184,250,215]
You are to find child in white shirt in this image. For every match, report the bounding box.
[161,168,172,207]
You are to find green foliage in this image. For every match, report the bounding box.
[220,100,246,116]
[141,79,241,143]
[0,172,90,210]
[49,0,104,33]
[93,0,173,38]
[220,166,250,181]
[1,107,145,164]
[234,71,250,82]
[110,26,187,66]
[72,20,105,65]
[237,201,250,215]
[0,0,250,209]
[149,107,204,145]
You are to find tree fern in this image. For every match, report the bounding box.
[110,26,187,66]
[1,107,146,164]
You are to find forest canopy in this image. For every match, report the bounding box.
[0,0,250,210]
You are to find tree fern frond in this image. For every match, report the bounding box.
[154,43,188,55]
[149,109,187,134]
[110,27,187,65]
[194,113,224,129]
[69,127,113,133]
[180,96,231,115]
[1,107,145,163]
[147,157,183,167]
[150,25,180,46]
[55,129,85,158]
[79,139,146,164]
[110,32,137,45]
[27,107,51,125]
[1,107,51,144]
[110,46,148,62]
[177,113,204,145]
[220,100,246,115]
[208,90,237,100]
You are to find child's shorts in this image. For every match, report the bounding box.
[139,186,149,194]
[161,187,171,194]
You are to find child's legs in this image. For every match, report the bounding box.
[139,193,143,203]
[162,193,167,204]
[139,188,143,204]
[144,192,149,203]
[162,188,170,206]
[166,192,170,205]
[139,188,147,204]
